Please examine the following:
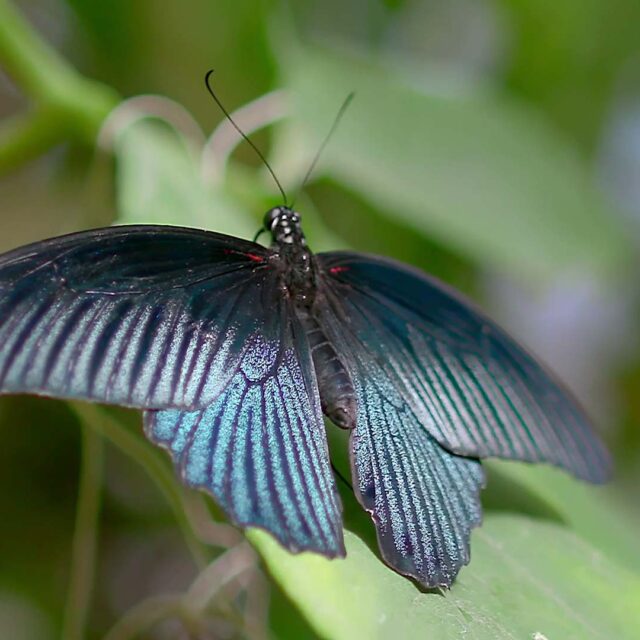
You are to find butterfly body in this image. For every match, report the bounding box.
[0,209,611,588]
[267,206,358,430]
[296,305,357,430]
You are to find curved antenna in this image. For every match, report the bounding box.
[292,92,355,207]
[253,228,267,243]
[204,70,288,205]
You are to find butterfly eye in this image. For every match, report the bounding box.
[263,207,281,230]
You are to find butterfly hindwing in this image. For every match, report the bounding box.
[314,288,484,586]
[350,354,485,587]
[318,251,611,484]
[145,302,344,556]
[0,225,274,411]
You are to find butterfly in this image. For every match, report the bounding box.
[0,205,611,588]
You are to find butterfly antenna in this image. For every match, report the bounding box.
[204,70,288,205]
[253,228,267,243]
[292,92,355,207]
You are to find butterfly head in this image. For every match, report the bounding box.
[264,206,305,247]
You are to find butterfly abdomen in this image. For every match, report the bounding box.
[297,308,356,430]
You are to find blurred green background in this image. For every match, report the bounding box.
[0,0,639,638]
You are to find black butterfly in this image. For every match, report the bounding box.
[0,206,611,587]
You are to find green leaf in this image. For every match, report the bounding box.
[250,424,639,639]
[250,511,640,640]
[484,460,640,573]
[113,118,256,237]
[274,46,629,283]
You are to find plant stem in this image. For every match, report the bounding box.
[0,0,119,169]
[62,423,104,640]
[0,108,66,172]
[0,0,78,101]
[103,594,184,640]
[184,543,257,615]
[70,403,209,568]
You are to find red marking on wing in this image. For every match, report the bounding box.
[329,266,349,274]
[222,248,265,263]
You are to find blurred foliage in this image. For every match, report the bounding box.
[274,44,630,281]
[0,0,639,638]
[500,0,640,152]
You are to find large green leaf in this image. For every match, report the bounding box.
[250,510,640,640]
[274,46,629,282]
[252,425,639,639]
[484,460,640,574]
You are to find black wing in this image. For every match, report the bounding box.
[0,225,344,555]
[145,299,344,556]
[317,251,611,484]
[314,268,485,586]
[0,225,275,410]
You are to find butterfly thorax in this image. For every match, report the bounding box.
[266,206,316,304]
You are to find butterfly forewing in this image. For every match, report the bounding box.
[0,226,273,410]
[317,251,611,484]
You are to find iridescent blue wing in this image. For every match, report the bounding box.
[0,225,344,555]
[0,225,274,410]
[144,298,345,556]
[315,280,484,587]
[347,353,484,587]
[317,251,611,483]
